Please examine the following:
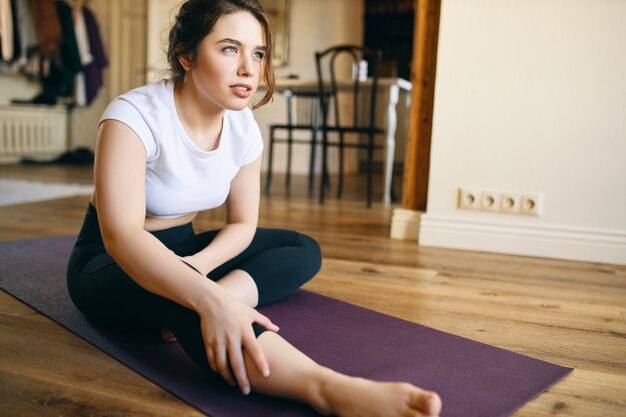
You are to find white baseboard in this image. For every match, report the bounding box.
[390,208,423,241]
[418,213,626,265]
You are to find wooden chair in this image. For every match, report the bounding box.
[315,45,384,207]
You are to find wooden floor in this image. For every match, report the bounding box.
[0,164,624,417]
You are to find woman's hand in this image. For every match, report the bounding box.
[198,289,279,395]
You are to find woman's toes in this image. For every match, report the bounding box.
[410,390,442,415]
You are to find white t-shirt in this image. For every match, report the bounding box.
[100,79,264,218]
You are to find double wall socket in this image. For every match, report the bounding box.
[458,188,542,217]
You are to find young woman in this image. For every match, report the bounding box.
[66,1,442,416]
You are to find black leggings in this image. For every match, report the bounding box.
[66,204,322,371]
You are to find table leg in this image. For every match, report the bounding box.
[384,84,400,207]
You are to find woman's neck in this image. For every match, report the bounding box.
[173,80,224,151]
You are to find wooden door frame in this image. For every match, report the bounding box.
[391,0,440,241]
[402,0,441,211]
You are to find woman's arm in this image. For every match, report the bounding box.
[182,155,262,276]
[94,121,276,393]
[94,120,216,310]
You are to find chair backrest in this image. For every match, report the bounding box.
[282,89,323,128]
[315,45,382,131]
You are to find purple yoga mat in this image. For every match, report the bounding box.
[0,236,571,417]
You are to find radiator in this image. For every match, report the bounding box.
[0,105,68,161]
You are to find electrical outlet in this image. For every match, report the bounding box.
[457,187,543,217]
[458,188,480,210]
[500,193,521,214]
[520,193,542,216]
[480,192,501,212]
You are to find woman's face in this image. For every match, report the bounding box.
[183,11,266,112]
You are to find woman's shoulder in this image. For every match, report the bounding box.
[112,79,171,111]
[102,80,172,130]
[100,80,172,159]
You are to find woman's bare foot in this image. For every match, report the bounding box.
[316,369,441,417]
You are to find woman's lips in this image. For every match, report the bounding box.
[230,84,253,98]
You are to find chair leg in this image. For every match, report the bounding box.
[319,129,328,204]
[323,156,331,189]
[308,128,317,196]
[366,135,374,207]
[337,132,344,199]
[286,127,293,189]
[265,126,275,194]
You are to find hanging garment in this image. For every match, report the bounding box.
[82,5,107,105]
[55,0,81,73]
[0,0,14,61]
[73,6,93,106]
[29,0,61,56]
[14,0,37,64]
[10,0,21,61]
[73,6,92,65]
[37,0,82,101]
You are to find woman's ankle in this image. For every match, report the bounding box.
[310,366,339,415]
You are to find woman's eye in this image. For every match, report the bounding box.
[253,51,265,60]
[223,46,237,53]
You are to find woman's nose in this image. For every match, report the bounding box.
[238,55,255,77]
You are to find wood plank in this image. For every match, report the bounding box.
[0,297,203,417]
[530,370,626,417]
[0,368,204,417]
[320,258,438,288]
[0,291,41,318]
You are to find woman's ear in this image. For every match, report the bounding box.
[178,54,192,72]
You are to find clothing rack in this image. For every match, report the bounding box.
[1,0,107,107]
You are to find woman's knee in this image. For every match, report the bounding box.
[294,232,322,274]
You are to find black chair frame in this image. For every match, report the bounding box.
[315,44,384,207]
[265,89,323,195]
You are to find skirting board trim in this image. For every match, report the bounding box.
[390,208,423,241]
[418,214,626,265]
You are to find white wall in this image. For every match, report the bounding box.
[146,0,180,83]
[419,0,626,265]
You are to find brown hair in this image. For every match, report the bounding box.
[167,0,275,108]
